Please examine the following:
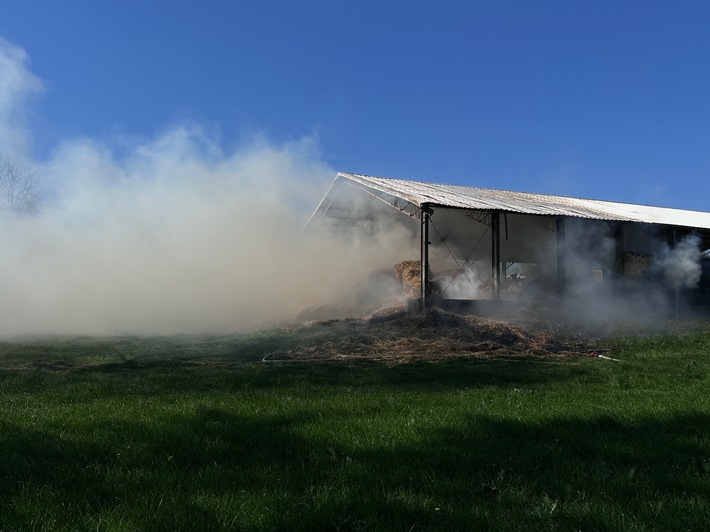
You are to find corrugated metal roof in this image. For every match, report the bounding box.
[339,172,710,230]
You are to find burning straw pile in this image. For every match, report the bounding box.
[265,307,598,364]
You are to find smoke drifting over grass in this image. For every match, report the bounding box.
[0,39,416,335]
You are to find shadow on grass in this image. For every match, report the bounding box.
[2,407,709,530]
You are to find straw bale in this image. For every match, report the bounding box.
[393,260,438,296]
[393,260,421,295]
[624,253,651,278]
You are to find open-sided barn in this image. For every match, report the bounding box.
[306,173,710,318]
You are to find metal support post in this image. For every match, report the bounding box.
[613,222,624,277]
[673,227,679,319]
[420,206,431,313]
[491,211,501,300]
[556,217,566,296]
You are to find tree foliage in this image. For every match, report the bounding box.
[0,155,42,214]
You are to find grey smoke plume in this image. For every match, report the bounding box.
[0,39,415,335]
[559,223,703,322]
[653,234,702,291]
[0,129,419,335]
[0,37,42,160]
[437,265,487,300]
[2,38,705,333]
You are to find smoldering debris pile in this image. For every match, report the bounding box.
[267,307,600,364]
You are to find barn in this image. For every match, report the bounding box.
[305,173,710,318]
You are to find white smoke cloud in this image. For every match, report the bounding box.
[653,234,702,291]
[437,265,487,299]
[4,37,703,334]
[557,222,703,322]
[0,38,43,159]
[0,38,415,335]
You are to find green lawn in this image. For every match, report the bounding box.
[1,325,709,531]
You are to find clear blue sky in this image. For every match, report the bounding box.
[1,0,709,210]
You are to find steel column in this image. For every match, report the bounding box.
[491,211,501,300]
[420,206,431,313]
[673,226,679,319]
[613,222,624,277]
[556,217,566,295]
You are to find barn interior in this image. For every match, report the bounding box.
[304,173,710,319]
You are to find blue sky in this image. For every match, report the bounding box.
[1,0,710,210]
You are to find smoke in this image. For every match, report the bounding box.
[0,39,414,335]
[0,37,43,160]
[437,266,487,300]
[2,37,705,334]
[653,234,702,291]
[559,221,703,322]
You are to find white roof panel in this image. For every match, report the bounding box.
[339,173,710,230]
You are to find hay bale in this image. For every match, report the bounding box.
[393,260,422,295]
[393,260,439,296]
[624,253,651,278]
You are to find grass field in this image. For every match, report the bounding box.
[1,318,710,531]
